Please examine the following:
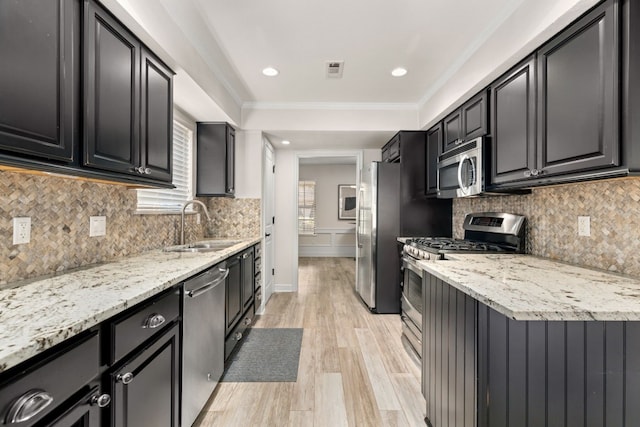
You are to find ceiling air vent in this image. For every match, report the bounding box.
[326,61,344,78]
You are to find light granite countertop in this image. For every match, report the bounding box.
[419,254,640,321]
[0,237,260,374]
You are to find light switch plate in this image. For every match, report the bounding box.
[89,216,106,237]
[13,217,31,245]
[578,216,591,237]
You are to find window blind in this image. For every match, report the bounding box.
[137,120,193,213]
[298,181,316,235]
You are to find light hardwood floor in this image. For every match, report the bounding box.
[194,257,425,426]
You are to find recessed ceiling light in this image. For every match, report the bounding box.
[262,67,279,77]
[281,140,291,145]
[391,67,408,77]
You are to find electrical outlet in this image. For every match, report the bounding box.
[13,217,31,245]
[578,216,591,237]
[89,216,106,237]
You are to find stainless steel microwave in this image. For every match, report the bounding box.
[437,137,484,198]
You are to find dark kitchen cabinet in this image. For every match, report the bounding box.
[110,323,180,427]
[0,0,79,162]
[84,0,140,176]
[443,91,488,153]
[381,135,401,163]
[140,48,173,182]
[84,0,173,183]
[535,0,619,178]
[225,253,242,335]
[241,248,255,310]
[47,386,104,427]
[425,123,442,195]
[490,56,537,185]
[196,122,236,197]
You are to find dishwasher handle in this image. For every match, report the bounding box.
[186,267,229,298]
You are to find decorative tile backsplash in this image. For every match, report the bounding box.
[201,197,261,238]
[453,177,640,278]
[0,171,260,285]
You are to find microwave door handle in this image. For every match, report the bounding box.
[458,154,469,194]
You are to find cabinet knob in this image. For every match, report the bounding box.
[90,393,111,408]
[227,187,234,193]
[531,169,540,176]
[244,317,252,326]
[524,170,532,178]
[144,167,151,175]
[116,372,134,385]
[135,166,145,174]
[5,389,53,424]
[235,332,243,341]
[142,313,166,329]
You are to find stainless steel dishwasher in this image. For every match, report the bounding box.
[182,262,228,427]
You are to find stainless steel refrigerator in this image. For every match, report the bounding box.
[356,161,400,313]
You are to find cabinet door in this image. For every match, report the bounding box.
[226,126,235,195]
[47,387,103,427]
[241,249,254,310]
[382,135,401,163]
[111,323,179,427]
[84,0,140,175]
[537,0,619,177]
[462,91,488,140]
[490,56,537,185]
[0,0,77,162]
[225,255,242,334]
[140,48,173,182]
[425,124,442,195]
[443,110,462,152]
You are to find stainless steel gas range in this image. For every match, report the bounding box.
[400,212,526,362]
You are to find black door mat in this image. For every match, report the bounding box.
[220,328,303,382]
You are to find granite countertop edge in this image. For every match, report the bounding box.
[0,237,261,374]
[418,254,640,322]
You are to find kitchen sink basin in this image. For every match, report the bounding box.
[163,240,243,253]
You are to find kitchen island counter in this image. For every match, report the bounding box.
[418,253,640,321]
[0,237,260,373]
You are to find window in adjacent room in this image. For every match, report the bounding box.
[136,117,194,213]
[298,180,316,235]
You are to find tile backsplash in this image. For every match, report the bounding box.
[201,197,261,238]
[0,171,260,285]
[453,177,640,277]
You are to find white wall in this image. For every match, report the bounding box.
[234,130,263,198]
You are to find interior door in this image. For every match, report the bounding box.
[262,141,275,306]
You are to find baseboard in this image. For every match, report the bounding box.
[274,283,295,292]
[298,246,356,257]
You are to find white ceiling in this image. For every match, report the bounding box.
[108,0,600,149]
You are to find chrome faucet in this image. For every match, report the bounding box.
[180,200,211,245]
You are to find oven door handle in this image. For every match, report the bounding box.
[402,257,423,278]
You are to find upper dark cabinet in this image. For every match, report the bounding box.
[425,123,442,196]
[84,0,140,176]
[490,56,537,185]
[536,0,619,177]
[140,48,173,182]
[196,122,236,197]
[381,135,401,163]
[0,0,79,162]
[84,0,173,183]
[443,91,488,152]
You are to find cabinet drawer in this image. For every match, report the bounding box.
[254,243,262,258]
[110,289,180,364]
[224,306,254,360]
[0,332,99,427]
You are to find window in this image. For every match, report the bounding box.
[298,181,316,235]
[137,119,193,213]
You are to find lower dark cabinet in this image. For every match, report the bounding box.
[110,323,179,427]
[47,386,104,427]
[225,254,242,335]
[241,248,255,310]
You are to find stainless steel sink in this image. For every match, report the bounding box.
[163,240,243,253]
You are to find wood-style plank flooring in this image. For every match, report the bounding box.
[194,257,424,426]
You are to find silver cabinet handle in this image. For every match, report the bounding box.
[235,332,243,341]
[90,393,111,408]
[144,167,151,175]
[524,170,532,177]
[243,317,252,326]
[6,389,53,424]
[142,313,166,329]
[116,372,134,385]
[242,253,249,259]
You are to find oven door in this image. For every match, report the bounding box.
[437,137,484,198]
[401,256,423,328]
